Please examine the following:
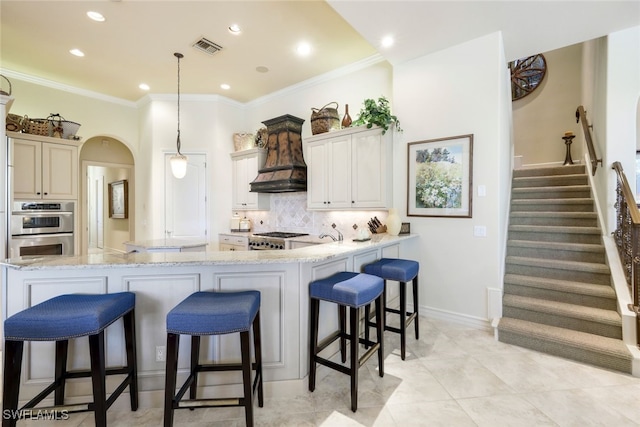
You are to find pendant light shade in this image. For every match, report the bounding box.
[170,153,188,179]
[171,52,188,179]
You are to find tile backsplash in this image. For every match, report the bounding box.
[237,193,391,240]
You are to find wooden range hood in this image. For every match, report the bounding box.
[250,114,307,193]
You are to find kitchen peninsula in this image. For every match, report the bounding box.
[1,233,418,406]
[124,238,208,253]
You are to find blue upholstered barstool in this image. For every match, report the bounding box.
[308,272,384,412]
[164,291,263,427]
[364,258,419,360]
[2,292,138,427]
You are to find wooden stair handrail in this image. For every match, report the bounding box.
[576,105,603,176]
[612,162,640,224]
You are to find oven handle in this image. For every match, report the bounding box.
[12,232,74,239]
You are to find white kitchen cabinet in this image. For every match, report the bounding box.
[305,125,393,210]
[10,133,79,200]
[230,148,270,210]
[219,233,249,251]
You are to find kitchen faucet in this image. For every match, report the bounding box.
[319,233,337,241]
[320,226,343,242]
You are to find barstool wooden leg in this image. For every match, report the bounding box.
[382,280,388,333]
[240,330,254,427]
[88,331,107,427]
[123,310,139,411]
[364,304,371,346]
[413,276,420,339]
[339,305,347,363]
[2,340,24,427]
[375,296,384,377]
[399,281,407,360]
[190,336,201,400]
[164,333,180,427]
[252,312,264,407]
[54,340,68,405]
[308,298,319,392]
[349,306,360,412]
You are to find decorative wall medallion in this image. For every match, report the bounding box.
[509,54,547,101]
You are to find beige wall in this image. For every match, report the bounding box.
[513,43,583,167]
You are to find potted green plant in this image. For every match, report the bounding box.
[353,96,402,134]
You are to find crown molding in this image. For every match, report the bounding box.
[0,68,137,108]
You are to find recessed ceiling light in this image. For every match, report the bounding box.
[70,49,85,57]
[139,83,150,91]
[87,11,105,22]
[228,24,241,34]
[296,42,312,57]
[220,84,231,90]
[256,66,269,73]
[381,35,394,48]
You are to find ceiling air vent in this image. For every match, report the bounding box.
[192,38,223,55]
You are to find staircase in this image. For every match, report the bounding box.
[498,164,633,373]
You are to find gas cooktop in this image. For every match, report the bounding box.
[252,232,308,239]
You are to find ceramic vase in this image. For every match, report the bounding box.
[386,208,401,236]
[341,104,352,128]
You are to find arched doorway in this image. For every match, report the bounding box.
[79,137,134,255]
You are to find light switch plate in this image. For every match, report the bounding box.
[474,226,487,237]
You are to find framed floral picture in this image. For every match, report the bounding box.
[407,134,473,218]
[108,180,128,219]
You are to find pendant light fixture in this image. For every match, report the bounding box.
[170,52,188,179]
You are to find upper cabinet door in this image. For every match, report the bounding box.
[42,142,78,200]
[327,135,352,208]
[351,128,391,208]
[13,139,42,199]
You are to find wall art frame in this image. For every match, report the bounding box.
[108,179,128,219]
[407,134,473,218]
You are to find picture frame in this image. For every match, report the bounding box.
[407,134,473,218]
[108,180,128,219]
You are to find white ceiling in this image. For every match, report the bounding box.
[1,1,638,104]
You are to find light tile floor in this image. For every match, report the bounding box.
[5,316,640,426]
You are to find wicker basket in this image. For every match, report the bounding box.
[5,114,26,132]
[23,118,50,136]
[310,102,340,135]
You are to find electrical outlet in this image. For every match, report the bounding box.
[156,345,166,362]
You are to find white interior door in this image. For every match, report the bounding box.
[165,154,207,240]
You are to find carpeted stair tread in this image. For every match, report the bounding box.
[506,256,610,275]
[513,165,586,178]
[504,274,616,299]
[512,198,594,206]
[503,294,621,326]
[512,185,590,194]
[510,211,598,219]
[513,174,588,188]
[508,224,601,235]
[497,318,632,366]
[507,240,604,254]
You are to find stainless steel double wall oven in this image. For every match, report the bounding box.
[9,201,74,257]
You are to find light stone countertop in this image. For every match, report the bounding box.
[2,234,418,271]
